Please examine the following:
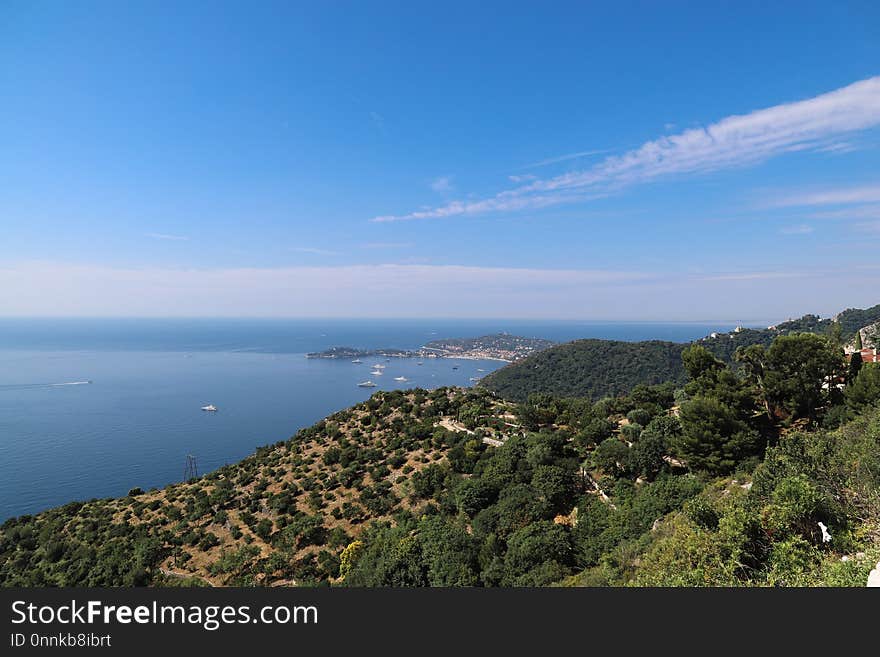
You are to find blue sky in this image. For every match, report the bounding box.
[1,1,879,320]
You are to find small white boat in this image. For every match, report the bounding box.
[469,377,480,382]
[351,358,362,364]
[416,362,423,366]
[394,376,408,382]
[372,363,386,369]
[370,369,383,376]
[357,380,377,387]
[201,404,218,412]
[477,368,485,372]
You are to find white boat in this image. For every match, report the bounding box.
[201,404,218,412]
[372,363,386,369]
[357,380,377,387]
[477,368,485,372]
[416,362,423,366]
[370,369,383,376]
[394,376,408,382]
[469,377,480,382]
[351,359,362,364]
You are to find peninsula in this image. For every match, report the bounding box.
[306,333,556,363]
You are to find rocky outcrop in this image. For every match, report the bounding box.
[857,322,879,349]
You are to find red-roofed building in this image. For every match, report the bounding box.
[858,348,880,364]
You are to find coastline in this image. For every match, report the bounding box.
[0,347,505,521]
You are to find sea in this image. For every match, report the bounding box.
[0,318,742,520]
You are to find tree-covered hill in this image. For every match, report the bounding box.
[482,305,880,402]
[835,304,880,337]
[0,387,518,587]
[480,339,688,402]
[4,330,880,587]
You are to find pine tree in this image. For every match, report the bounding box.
[848,352,863,385]
[855,330,863,350]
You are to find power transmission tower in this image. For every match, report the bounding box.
[183,454,199,481]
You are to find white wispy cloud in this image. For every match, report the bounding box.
[810,204,880,220]
[372,191,608,223]
[523,149,612,169]
[508,174,537,183]
[146,232,188,241]
[773,182,880,208]
[360,242,414,249]
[699,271,807,281]
[0,261,653,318]
[373,76,880,223]
[815,141,858,153]
[768,182,880,238]
[2,261,876,320]
[291,247,338,256]
[779,224,815,235]
[430,176,454,192]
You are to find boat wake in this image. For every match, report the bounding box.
[0,380,93,391]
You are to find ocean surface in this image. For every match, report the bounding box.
[0,318,741,520]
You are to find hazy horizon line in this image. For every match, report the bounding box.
[0,315,787,325]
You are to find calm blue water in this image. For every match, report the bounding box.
[0,319,739,520]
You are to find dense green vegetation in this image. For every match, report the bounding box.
[342,337,880,587]
[835,304,880,338]
[3,325,879,587]
[0,387,511,586]
[482,305,880,402]
[481,339,688,402]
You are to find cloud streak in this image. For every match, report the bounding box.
[360,242,414,249]
[372,191,609,223]
[779,224,815,235]
[773,183,880,208]
[809,205,880,220]
[146,233,188,241]
[522,149,611,169]
[2,261,877,321]
[291,247,338,256]
[373,76,880,223]
[815,141,858,153]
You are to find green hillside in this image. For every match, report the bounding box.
[482,305,880,402]
[3,331,879,587]
[481,339,688,402]
[835,304,880,337]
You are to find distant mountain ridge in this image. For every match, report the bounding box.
[481,303,880,401]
